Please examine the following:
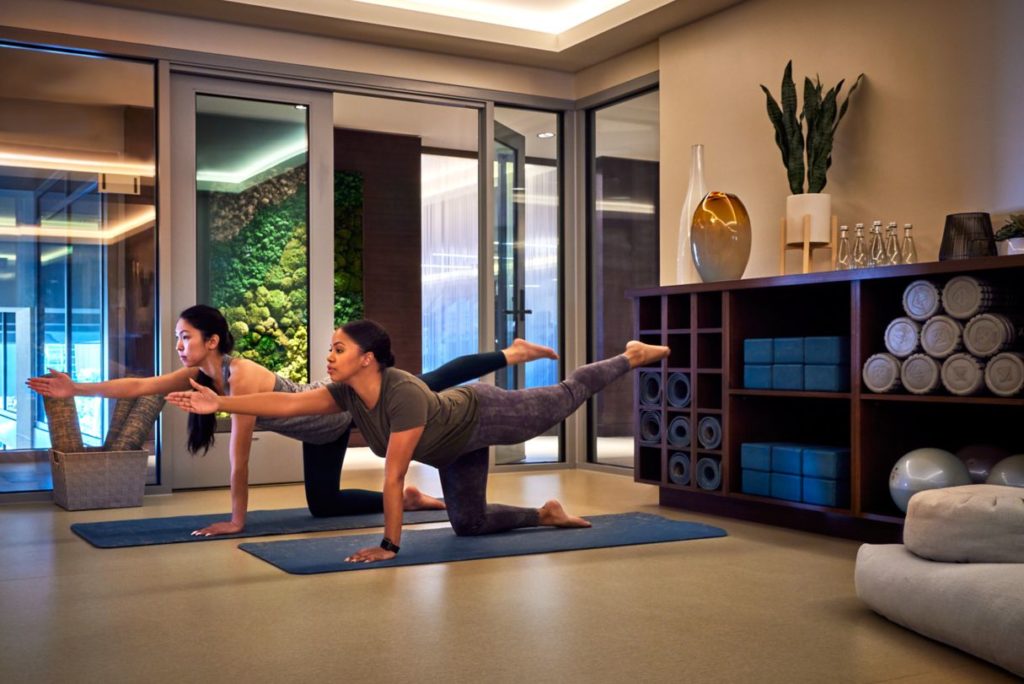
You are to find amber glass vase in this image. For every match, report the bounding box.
[689,191,752,281]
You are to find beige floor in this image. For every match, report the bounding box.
[0,461,1015,684]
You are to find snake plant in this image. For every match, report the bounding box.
[761,61,863,194]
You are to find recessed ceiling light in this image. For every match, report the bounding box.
[295,104,308,110]
[537,132,555,139]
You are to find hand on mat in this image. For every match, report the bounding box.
[191,521,244,537]
[26,369,74,398]
[345,546,396,563]
[167,380,220,414]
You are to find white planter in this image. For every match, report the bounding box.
[786,193,832,245]
[997,237,1024,255]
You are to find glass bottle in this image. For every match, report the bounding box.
[852,223,867,268]
[677,144,707,283]
[885,221,900,265]
[901,223,918,264]
[836,224,851,270]
[868,220,884,267]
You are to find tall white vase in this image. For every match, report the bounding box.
[677,144,707,283]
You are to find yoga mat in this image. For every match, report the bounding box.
[71,508,450,548]
[239,512,727,574]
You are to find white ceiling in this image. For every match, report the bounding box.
[80,0,744,70]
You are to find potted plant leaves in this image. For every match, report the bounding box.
[994,214,1024,255]
[761,61,863,247]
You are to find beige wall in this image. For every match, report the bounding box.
[659,0,1024,283]
[2,0,574,99]
[575,42,659,100]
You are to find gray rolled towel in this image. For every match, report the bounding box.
[108,394,166,451]
[102,397,139,450]
[42,395,84,453]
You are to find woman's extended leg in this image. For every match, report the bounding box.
[417,339,558,392]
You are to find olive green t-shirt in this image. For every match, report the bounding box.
[325,367,479,468]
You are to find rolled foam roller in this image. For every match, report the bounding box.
[638,370,663,406]
[667,415,691,448]
[103,397,139,450]
[697,416,722,450]
[668,452,691,486]
[109,394,166,451]
[42,395,84,453]
[639,410,663,444]
[696,456,722,490]
[666,372,691,408]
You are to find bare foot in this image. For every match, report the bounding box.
[623,340,671,368]
[503,338,559,365]
[403,486,446,511]
[538,500,591,528]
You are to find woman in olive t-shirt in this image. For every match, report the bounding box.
[168,319,670,564]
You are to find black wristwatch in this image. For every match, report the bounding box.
[380,537,400,554]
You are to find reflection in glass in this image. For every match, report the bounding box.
[589,90,660,468]
[0,45,156,492]
[196,95,310,384]
[493,107,561,464]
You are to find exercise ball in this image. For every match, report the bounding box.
[955,444,1011,484]
[987,454,1024,487]
[889,448,970,513]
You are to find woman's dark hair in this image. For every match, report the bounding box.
[341,319,396,368]
[178,305,234,455]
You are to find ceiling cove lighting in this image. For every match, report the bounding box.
[351,0,629,34]
[196,138,308,188]
[0,151,155,178]
[0,208,156,243]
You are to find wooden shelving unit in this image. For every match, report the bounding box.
[629,255,1024,542]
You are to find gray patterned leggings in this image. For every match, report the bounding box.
[438,354,631,536]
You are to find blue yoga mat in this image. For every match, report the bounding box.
[71,508,450,548]
[239,512,727,574]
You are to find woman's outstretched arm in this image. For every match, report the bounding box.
[168,380,340,417]
[27,366,195,399]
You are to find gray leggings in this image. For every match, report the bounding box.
[438,354,630,536]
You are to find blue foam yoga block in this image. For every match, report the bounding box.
[744,338,774,364]
[772,364,804,390]
[773,337,804,364]
[804,336,850,365]
[771,472,802,502]
[802,476,849,507]
[771,444,803,474]
[740,442,773,471]
[744,364,772,389]
[804,364,850,392]
[801,446,851,480]
[742,469,771,497]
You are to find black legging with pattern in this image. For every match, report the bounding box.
[302,351,507,516]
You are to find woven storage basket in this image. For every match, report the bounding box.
[50,448,147,510]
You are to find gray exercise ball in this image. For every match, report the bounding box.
[955,444,1011,484]
[986,454,1024,488]
[889,447,971,513]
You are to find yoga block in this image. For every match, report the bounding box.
[740,442,773,471]
[744,338,774,364]
[802,476,849,507]
[802,446,851,480]
[804,364,850,392]
[804,336,850,365]
[773,337,804,364]
[51,448,148,510]
[772,364,804,390]
[742,469,771,497]
[744,364,772,389]
[771,472,802,502]
[771,444,803,475]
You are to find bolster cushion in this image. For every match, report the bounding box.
[904,484,1024,563]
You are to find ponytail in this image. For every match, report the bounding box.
[187,370,218,455]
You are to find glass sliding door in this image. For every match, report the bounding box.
[0,45,157,493]
[169,76,332,489]
[588,90,660,468]
[493,107,561,464]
